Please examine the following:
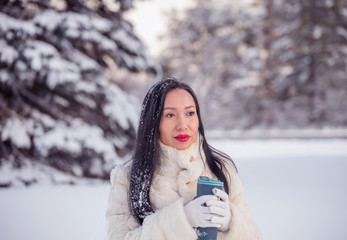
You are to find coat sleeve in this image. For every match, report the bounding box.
[106,165,198,240]
[218,163,262,240]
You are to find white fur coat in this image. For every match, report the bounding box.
[106,140,261,240]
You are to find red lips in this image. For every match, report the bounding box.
[174,134,190,142]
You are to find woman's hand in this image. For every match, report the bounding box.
[184,195,222,228]
[206,188,231,232]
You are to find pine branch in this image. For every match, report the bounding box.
[15,83,62,120]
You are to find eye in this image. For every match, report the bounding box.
[165,113,175,118]
[186,111,196,116]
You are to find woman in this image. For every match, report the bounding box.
[106,77,261,239]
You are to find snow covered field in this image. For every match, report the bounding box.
[0,138,346,240]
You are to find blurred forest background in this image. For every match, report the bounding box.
[0,0,346,187]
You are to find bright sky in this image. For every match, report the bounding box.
[124,0,194,57]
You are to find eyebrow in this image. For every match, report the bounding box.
[163,105,196,110]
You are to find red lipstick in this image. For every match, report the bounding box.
[174,134,190,142]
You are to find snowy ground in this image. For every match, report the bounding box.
[0,138,346,240]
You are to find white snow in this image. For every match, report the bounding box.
[74,94,97,108]
[0,40,18,65]
[21,39,81,89]
[46,57,80,89]
[313,26,323,39]
[81,30,117,50]
[337,26,347,40]
[211,138,347,240]
[0,13,37,36]
[33,10,63,32]
[0,70,10,83]
[69,49,100,72]
[74,80,98,93]
[92,17,112,32]
[111,29,142,54]
[34,119,119,163]
[0,138,346,240]
[101,80,140,130]
[1,118,31,148]
[0,184,110,240]
[341,8,347,18]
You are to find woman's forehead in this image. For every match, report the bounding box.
[164,89,196,108]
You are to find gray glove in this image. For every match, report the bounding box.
[184,195,222,228]
[206,188,231,232]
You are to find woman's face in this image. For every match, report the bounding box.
[159,88,199,150]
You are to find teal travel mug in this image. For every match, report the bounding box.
[196,176,224,240]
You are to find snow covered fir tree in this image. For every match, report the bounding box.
[0,0,159,187]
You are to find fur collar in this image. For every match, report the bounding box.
[150,136,212,209]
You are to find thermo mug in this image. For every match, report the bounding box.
[196,176,224,240]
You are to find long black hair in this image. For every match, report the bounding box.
[128,77,237,224]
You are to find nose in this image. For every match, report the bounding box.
[176,115,188,131]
